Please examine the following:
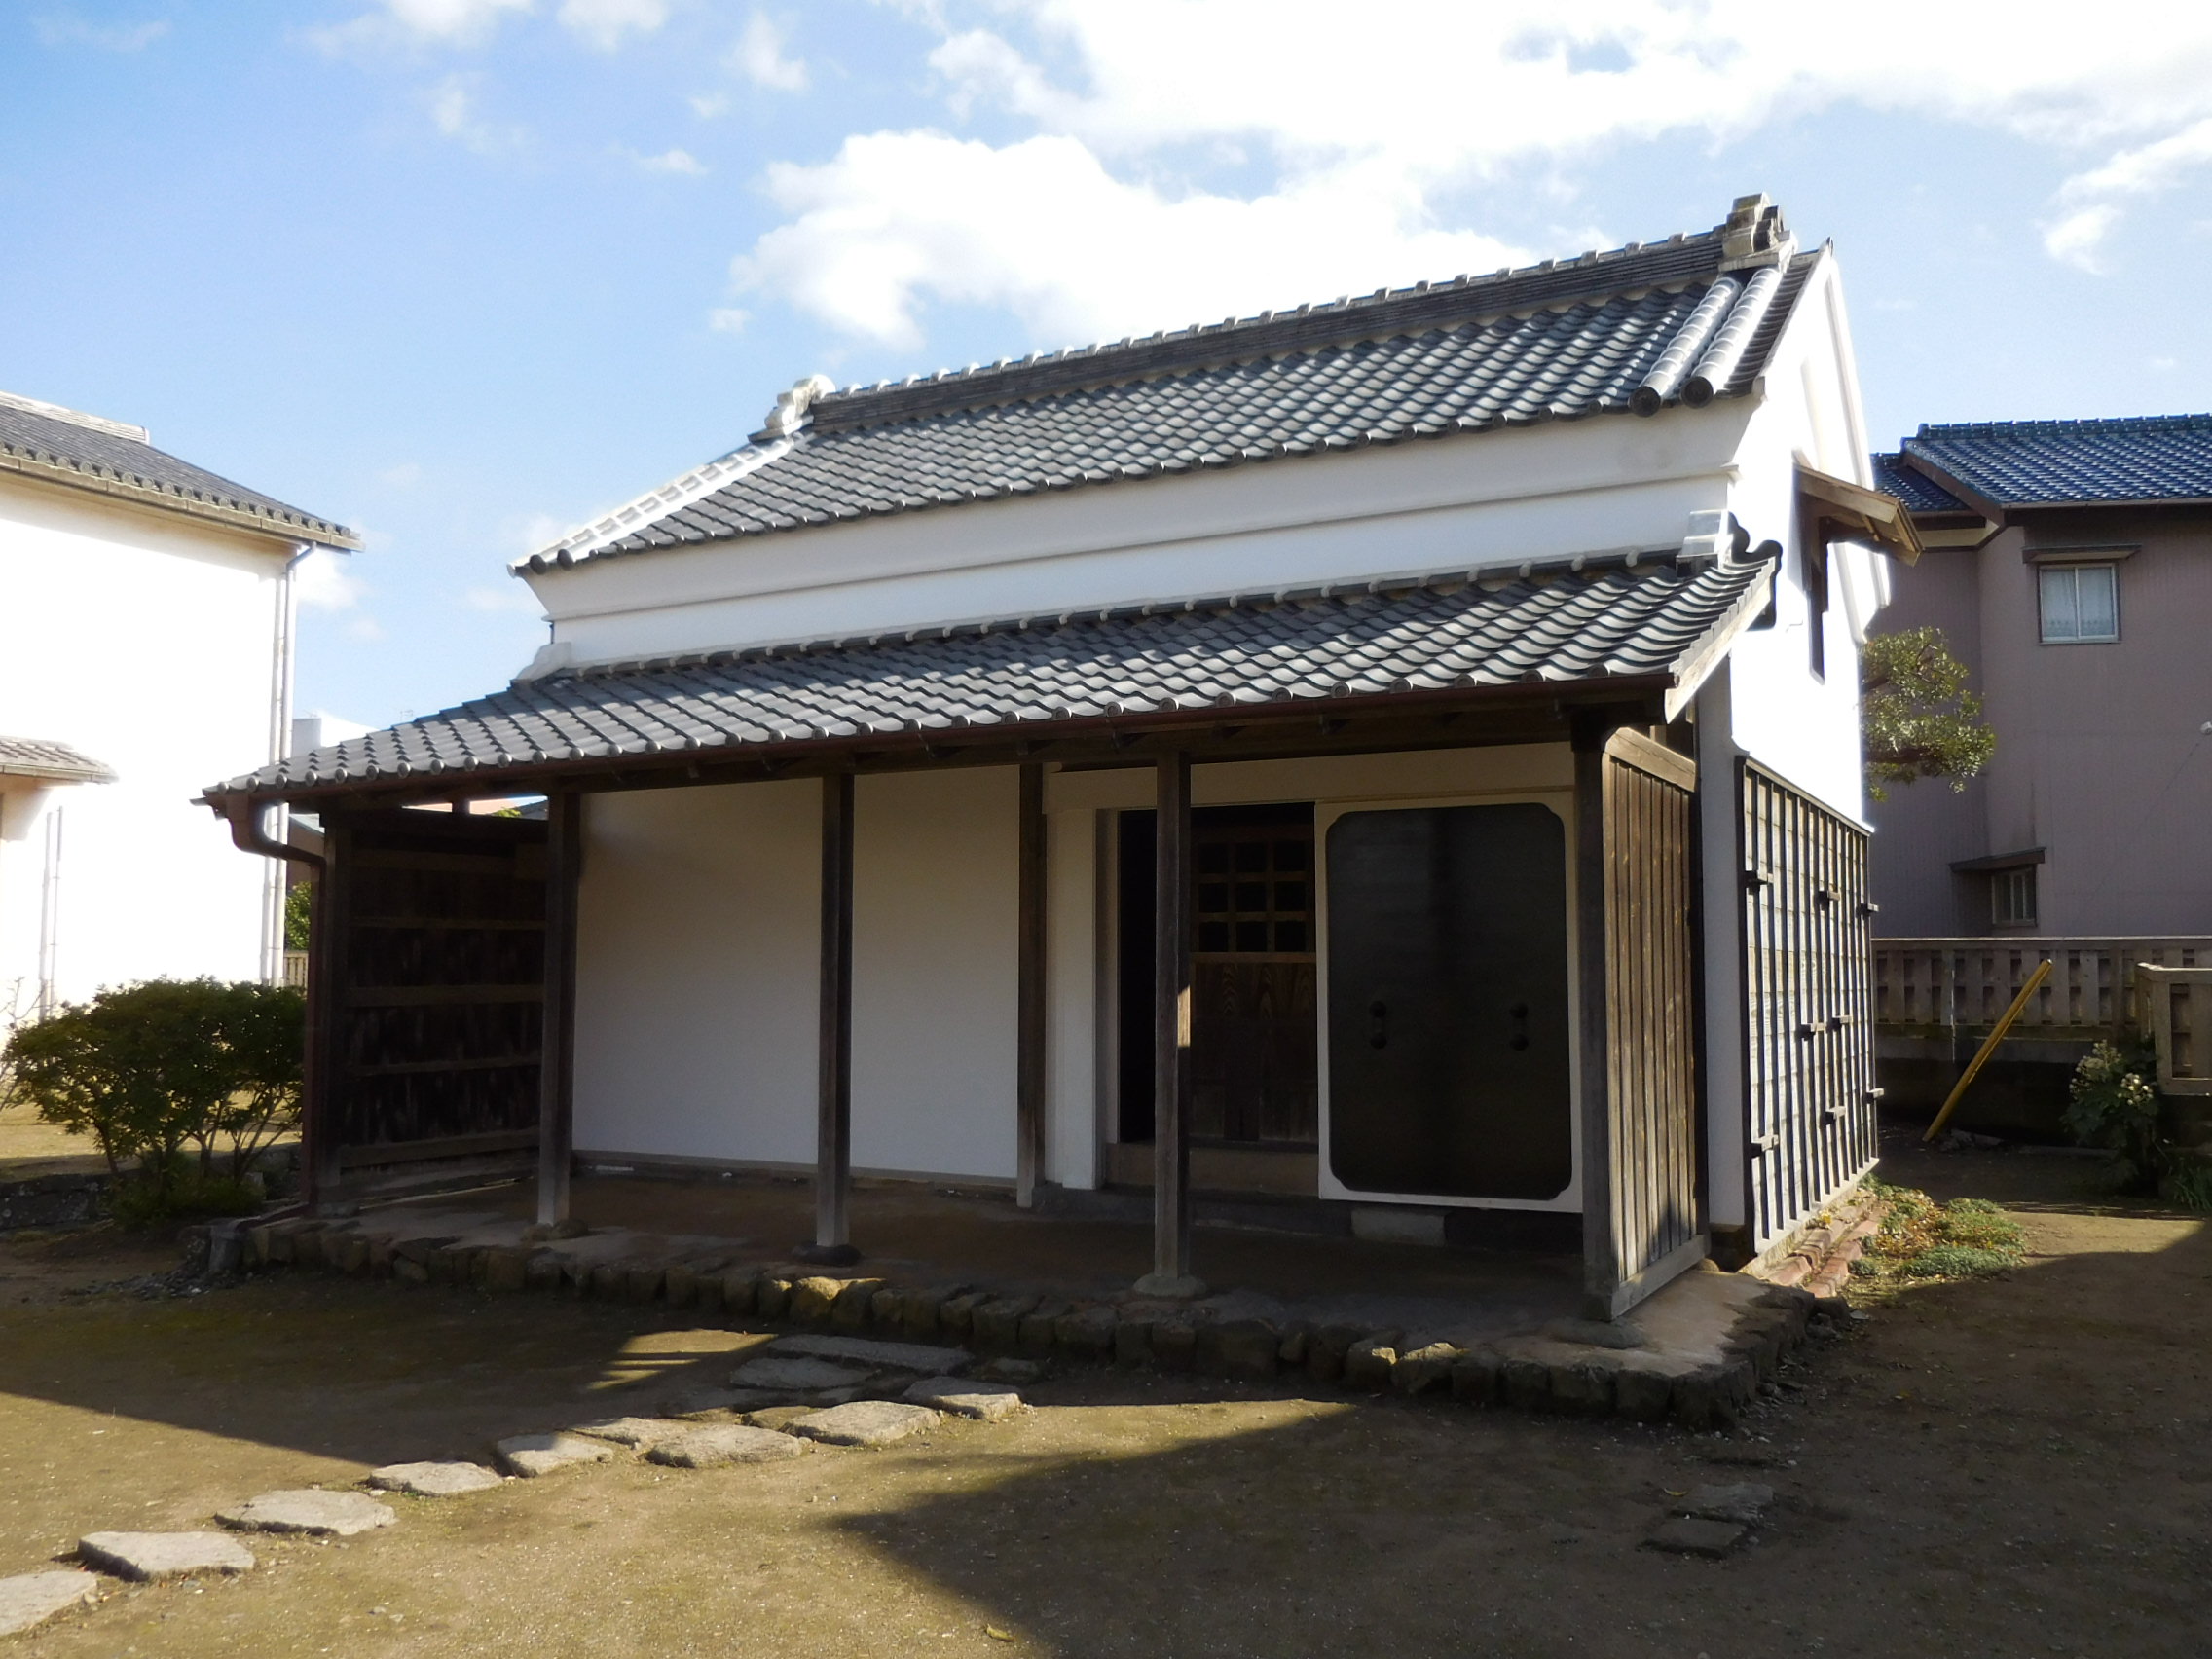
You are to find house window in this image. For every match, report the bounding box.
[2038,563,2119,644]
[1991,866,2038,928]
[1196,823,1312,955]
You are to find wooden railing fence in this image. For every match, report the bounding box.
[2136,965,2212,1098]
[1873,939,2212,1040]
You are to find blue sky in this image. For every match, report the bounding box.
[8,0,2211,731]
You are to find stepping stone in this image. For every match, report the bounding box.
[1671,1482,1775,1527]
[1643,1517,1746,1558]
[903,1377,1026,1421]
[787,1400,940,1447]
[366,1461,504,1497]
[217,1490,397,1537]
[646,1424,811,1468]
[78,1531,255,1582]
[0,1570,100,1637]
[495,1432,620,1478]
[570,1416,688,1450]
[744,1405,817,1432]
[730,1355,874,1392]
[659,1386,786,1419]
[772,1333,974,1375]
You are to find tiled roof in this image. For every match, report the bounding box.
[524,204,1812,572]
[210,550,1772,803]
[0,735,116,783]
[1900,415,2212,509]
[1869,452,1972,514]
[0,391,358,548]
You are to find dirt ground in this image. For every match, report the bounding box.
[2,1135,2208,1658]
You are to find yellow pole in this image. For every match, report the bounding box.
[1924,957,2053,1142]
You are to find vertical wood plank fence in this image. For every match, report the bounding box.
[1739,760,1878,1256]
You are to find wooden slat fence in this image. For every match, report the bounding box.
[1740,760,1878,1256]
[2135,965,2212,1098]
[1583,728,1703,1317]
[1874,939,2212,1038]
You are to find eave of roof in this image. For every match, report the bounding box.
[1899,414,2212,514]
[0,392,359,550]
[211,548,1775,810]
[0,736,117,785]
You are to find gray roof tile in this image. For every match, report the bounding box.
[211,552,1771,803]
[0,735,116,783]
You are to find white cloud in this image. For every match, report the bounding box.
[32,16,169,50]
[345,616,388,642]
[733,12,807,92]
[377,461,424,488]
[690,92,731,119]
[722,0,2212,350]
[294,550,365,611]
[2046,116,2212,268]
[628,146,707,175]
[371,0,533,46]
[735,131,1528,351]
[557,0,667,52]
[427,73,524,152]
[708,307,751,333]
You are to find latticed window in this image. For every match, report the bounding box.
[1195,826,1312,956]
[1992,866,2038,928]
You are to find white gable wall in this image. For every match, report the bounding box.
[0,474,286,1014]
[520,402,1755,671]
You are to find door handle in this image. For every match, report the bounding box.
[1368,1000,1387,1049]
[1508,1002,1530,1051]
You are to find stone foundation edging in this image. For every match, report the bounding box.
[0,1173,108,1233]
[237,1215,1845,1432]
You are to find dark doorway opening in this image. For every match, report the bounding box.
[1116,802,1317,1148]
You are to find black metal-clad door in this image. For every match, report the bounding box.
[1325,804,1572,1198]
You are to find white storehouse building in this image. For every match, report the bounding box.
[0,389,356,1024]
[208,198,1918,1317]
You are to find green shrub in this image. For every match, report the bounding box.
[283,880,313,952]
[1898,1244,2018,1279]
[1860,1181,2027,1282]
[2064,1040,2212,1211]
[2,978,304,1224]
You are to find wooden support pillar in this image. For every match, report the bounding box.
[1571,730,1619,1320]
[1137,749,1203,1297]
[798,770,861,1265]
[535,791,582,1228]
[301,815,350,1212]
[1015,762,1048,1209]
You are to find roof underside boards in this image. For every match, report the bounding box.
[525,237,1816,572]
[1901,415,2212,509]
[0,397,358,547]
[210,551,1772,806]
[0,735,116,783]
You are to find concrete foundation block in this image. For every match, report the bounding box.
[480,1247,531,1293]
[1113,1317,1154,1368]
[1449,1347,1503,1405]
[938,1290,991,1339]
[755,1276,793,1320]
[1017,1301,1071,1354]
[972,1296,1039,1349]
[790,1276,847,1324]
[1151,1319,1197,1372]
[1612,1365,1677,1422]
[1055,1305,1118,1360]
[1545,1359,1616,1415]
[1499,1356,1552,1412]
[623,1264,667,1305]
[1343,1334,1403,1392]
[831,1278,885,1329]
[1205,1319,1281,1379]
[1393,1342,1462,1397]
[1307,1324,1362,1383]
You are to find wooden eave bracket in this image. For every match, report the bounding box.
[1797,464,1923,564]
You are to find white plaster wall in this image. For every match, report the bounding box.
[523,407,1751,669]
[0,474,284,1013]
[572,781,821,1165]
[850,768,1019,1181]
[571,769,1024,1183]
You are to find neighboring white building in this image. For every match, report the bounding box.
[212,198,1919,1313]
[0,388,357,1022]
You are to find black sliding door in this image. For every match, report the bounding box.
[1325,803,1571,1198]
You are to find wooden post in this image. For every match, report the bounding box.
[1137,750,1201,1296]
[301,814,350,1211]
[1571,730,1619,1320]
[535,792,583,1227]
[800,771,860,1264]
[1015,762,1048,1209]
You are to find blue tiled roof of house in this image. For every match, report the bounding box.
[1869,452,1972,513]
[1900,415,2212,509]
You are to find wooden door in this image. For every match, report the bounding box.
[1325,803,1573,1198]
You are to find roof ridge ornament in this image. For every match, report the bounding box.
[1716,193,1791,272]
[758,374,838,440]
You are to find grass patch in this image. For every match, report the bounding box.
[1853,1181,2026,1282]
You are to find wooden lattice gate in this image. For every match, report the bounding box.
[1738,759,1878,1254]
[304,808,549,1200]
[1580,727,1704,1319]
